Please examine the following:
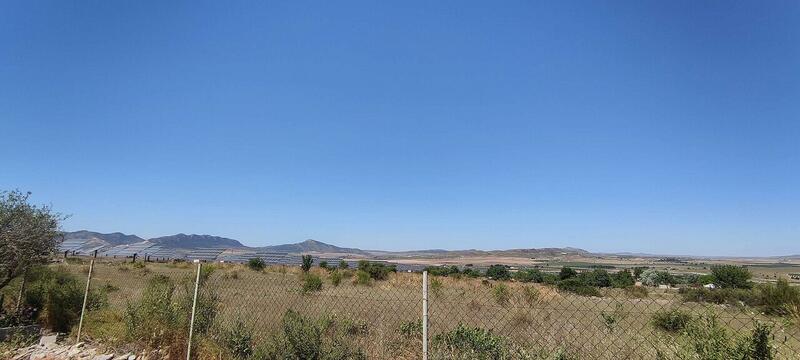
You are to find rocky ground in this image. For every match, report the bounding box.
[6,335,166,360]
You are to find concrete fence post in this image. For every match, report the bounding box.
[422,270,429,360]
[76,259,95,343]
[15,268,28,315]
[187,262,202,360]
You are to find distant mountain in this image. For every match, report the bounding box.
[64,230,146,245]
[149,234,245,249]
[261,239,369,255]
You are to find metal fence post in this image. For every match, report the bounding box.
[422,270,428,360]
[76,259,95,343]
[187,262,202,360]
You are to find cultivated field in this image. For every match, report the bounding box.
[56,258,800,359]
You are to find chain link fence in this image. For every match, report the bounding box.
[62,260,800,359]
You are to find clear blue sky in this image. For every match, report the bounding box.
[2,1,798,256]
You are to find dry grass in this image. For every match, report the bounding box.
[57,261,800,360]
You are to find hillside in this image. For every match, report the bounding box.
[261,239,369,255]
[64,230,146,245]
[148,234,245,248]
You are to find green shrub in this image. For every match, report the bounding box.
[319,260,329,270]
[758,278,800,315]
[132,261,146,269]
[580,269,612,287]
[711,265,752,289]
[247,258,266,271]
[486,265,511,281]
[676,313,774,360]
[354,270,372,286]
[559,267,577,280]
[338,260,349,270]
[651,309,692,332]
[329,270,343,286]
[432,324,507,359]
[224,319,254,359]
[269,310,366,360]
[492,283,511,306]
[302,274,323,293]
[679,287,759,306]
[513,269,544,283]
[461,268,482,278]
[611,270,635,288]
[302,255,314,273]
[399,319,423,338]
[22,266,105,333]
[557,278,601,297]
[357,261,395,281]
[424,266,461,277]
[640,269,675,286]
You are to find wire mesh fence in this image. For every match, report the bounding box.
[61,260,800,359]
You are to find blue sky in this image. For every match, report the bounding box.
[1,1,798,256]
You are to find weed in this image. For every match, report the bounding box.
[493,283,511,306]
[302,274,323,293]
[330,270,343,286]
[520,286,539,306]
[652,309,692,333]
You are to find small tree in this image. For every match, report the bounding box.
[0,190,65,291]
[711,265,752,289]
[486,265,510,281]
[338,260,349,270]
[318,261,329,270]
[247,257,266,271]
[301,255,313,273]
[559,266,577,280]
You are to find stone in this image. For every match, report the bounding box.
[38,335,58,348]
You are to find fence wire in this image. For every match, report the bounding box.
[63,260,800,359]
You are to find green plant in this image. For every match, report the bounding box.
[611,270,635,288]
[301,255,314,273]
[247,257,266,271]
[329,270,343,286]
[357,261,396,281]
[486,265,511,281]
[432,324,507,359]
[758,278,800,315]
[492,283,511,306]
[132,261,146,269]
[710,265,752,289]
[651,309,692,332]
[354,270,372,286]
[338,260,349,270]
[319,260,329,270]
[224,319,254,359]
[302,274,323,293]
[399,319,423,338]
[273,310,366,360]
[22,266,105,332]
[557,278,601,297]
[559,266,577,280]
[640,269,675,286]
[513,269,544,283]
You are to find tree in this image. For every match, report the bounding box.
[486,265,510,281]
[0,190,64,291]
[247,257,265,271]
[711,265,752,289]
[301,255,313,273]
[559,266,577,280]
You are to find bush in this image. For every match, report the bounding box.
[580,269,612,287]
[224,319,254,359]
[513,269,544,283]
[247,258,266,271]
[461,268,482,278]
[677,313,775,360]
[432,324,507,359]
[611,270,635,288]
[23,266,105,333]
[557,278,601,297]
[302,274,323,293]
[679,287,759,306]
[559,266,577,280]
[492,283,511,306]
[338,260,349,270]
[399,319,423,338]
[758,278,800,315]
[261,310,365,360]
[301,255,314,273]
[639,269,675,287]
[357,261,395,281]
[329,270,343,286]
[652,309,692,332]
[319,260,329,270]
[354,270,372,286]
[424,266,461,277]
[711,265,752,289]
[486,265,511,281]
